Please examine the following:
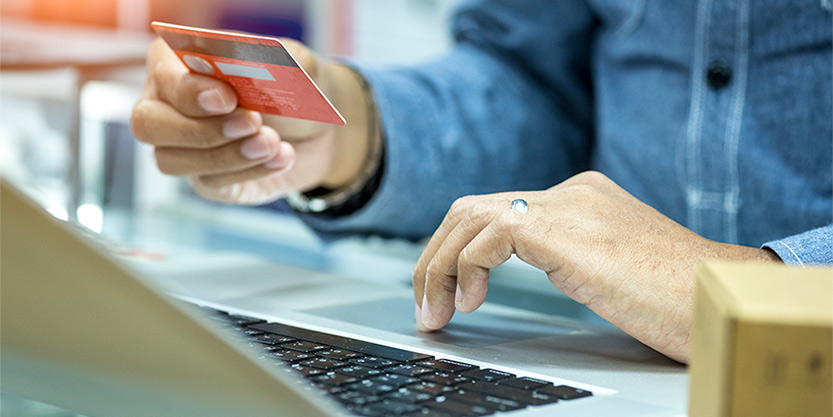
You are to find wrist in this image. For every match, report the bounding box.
[712,242,784,264]
[287,65,383,214]
[320,63,379,189]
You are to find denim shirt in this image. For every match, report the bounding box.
[299,0,833,265]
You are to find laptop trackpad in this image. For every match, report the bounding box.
[302,297,574,349]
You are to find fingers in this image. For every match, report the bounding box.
[132,100,260,148]
[414,195,528,331]
[147,38,237,116]
[456,213,520,312]
[413,196,483,306]
[194,141,296,188]
[153,126,290,176]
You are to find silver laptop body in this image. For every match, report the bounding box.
[0,180,687,417]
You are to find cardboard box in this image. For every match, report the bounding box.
[689,262,832,417]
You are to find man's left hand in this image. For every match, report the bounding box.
[413,171,780,363]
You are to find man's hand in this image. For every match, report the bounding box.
[413,171,780,363]
[130,38,375,205]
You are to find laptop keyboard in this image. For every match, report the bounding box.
[202,307,593,417]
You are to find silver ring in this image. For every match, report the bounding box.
[510,198,528,214]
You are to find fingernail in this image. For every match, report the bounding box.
[421,294,431,328]
[415,302,429,332]
[224,115,258,139]
[198,89,231,113]
[264,153,287,169]
[455,284,464,310]
[264,142,293,170]
[240,135,272,160]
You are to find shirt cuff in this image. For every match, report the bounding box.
[762,225,833,266]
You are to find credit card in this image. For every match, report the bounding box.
[152,21,346,125]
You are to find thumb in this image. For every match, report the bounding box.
[265,38,336,140]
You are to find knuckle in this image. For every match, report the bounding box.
[153,148,177,175]
[469,200,498,221]
[194,174,223,189]
[565,182,603,200]
[448,195,479,220]
[412,266,425,286]
[458,246,476,268]
[496,210,524,233]
[425,261,457,295]
[207,146,230,170]
[574,170,610,186]
[129,102,151,141]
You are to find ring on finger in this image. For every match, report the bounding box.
[510,198,528,214]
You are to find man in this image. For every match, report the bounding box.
[131,0,832,363]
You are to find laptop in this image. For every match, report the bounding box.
[0,180,687,417]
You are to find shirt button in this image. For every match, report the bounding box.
[706,60,732,89]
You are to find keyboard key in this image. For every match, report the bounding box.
[405,406,463,417]
[313,372,358,386]
[286,363,325,377]
[409,381,456,396]
[386,364,436,377]
[311,382,344,395]
[461,368,512,382]
[366,374,418,388]
[456,382,558,406]
[250,334,295,345]
[282,340,329,353]
[345,379,399,396]
[535,384,593,400]
[457,381,526,402]
[417,359,477,373]
[354,399,420,417]
[301,357,349,370]
[334,390,382,406]
[496,376,548,390]
[316,348,364,361]
[227,314,266,326]
[270,349,313,362]
[349,356,399,369]
[442,387,525,412]
[336,365,385,379]
[430,395,495,416]
[382,386,435,403]
[420,372,470,386]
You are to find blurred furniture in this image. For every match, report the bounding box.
[0,18,152,220]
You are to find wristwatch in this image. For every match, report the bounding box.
[287,65,383,215]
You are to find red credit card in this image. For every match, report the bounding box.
[152,22,346,125]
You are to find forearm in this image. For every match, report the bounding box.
[318,63,378,190]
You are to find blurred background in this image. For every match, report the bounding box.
[0,1,467,414]
[0,0,460,229]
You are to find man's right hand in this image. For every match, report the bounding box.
[130,37,376,205]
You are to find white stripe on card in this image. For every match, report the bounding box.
[215,62,276,81]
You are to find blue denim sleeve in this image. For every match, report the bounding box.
[298,0,596,241]
[763,225,833,266]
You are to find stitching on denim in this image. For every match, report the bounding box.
[782,242,807,267]
[685,0,713,235]
[613,0,647,39]
[722,0,750,244]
